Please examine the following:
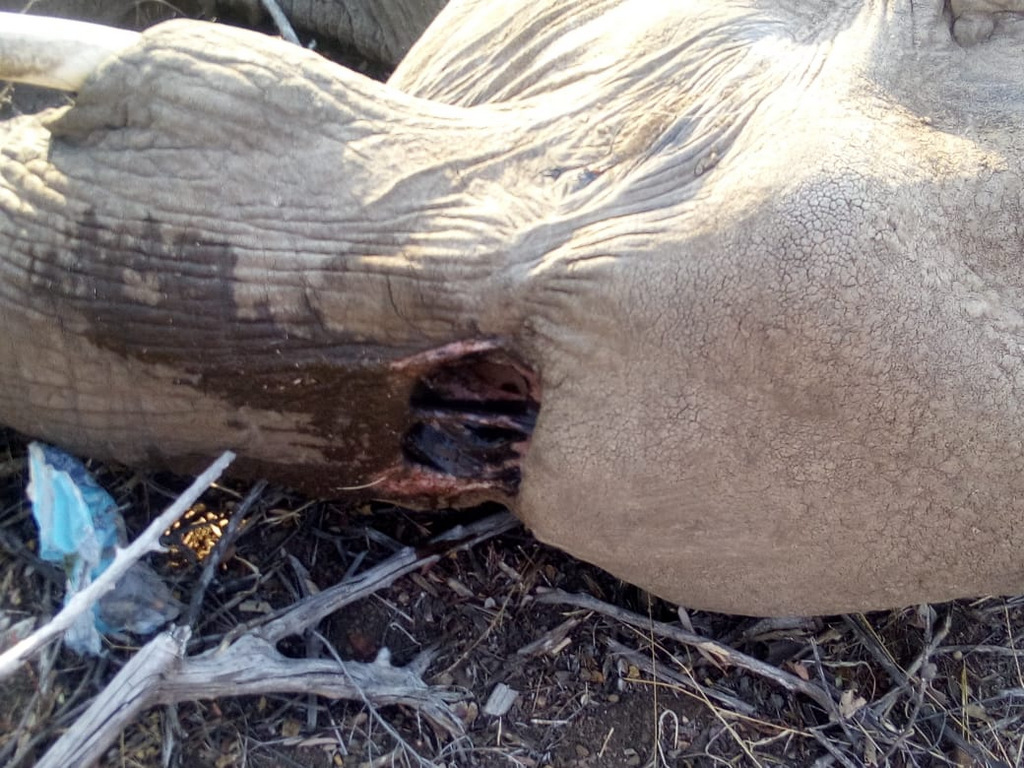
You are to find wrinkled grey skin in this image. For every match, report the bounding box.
[1,0,1024,615]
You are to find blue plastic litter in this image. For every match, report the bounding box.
[27,442,182,655]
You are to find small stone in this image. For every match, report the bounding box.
[484,683,519,717]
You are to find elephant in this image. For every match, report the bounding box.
[0,0,1023,616]
[0,0,445,64]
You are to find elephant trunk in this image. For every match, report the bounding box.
[0,17,540,502]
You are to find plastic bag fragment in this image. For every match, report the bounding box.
[27,442,182,655]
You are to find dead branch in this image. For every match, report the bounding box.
[606,638,757,716]
[36,627,462,768]
[34,510,519,767]
[36,627,191,768]
[517,615,583,658]
[259,0,301,44]
[166,636,464,731]
[535,588,836,711]
[842,612,1003,768]
[252,511,519,644]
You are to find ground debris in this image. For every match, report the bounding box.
[2,425,1024,767]
[483,682,519,717]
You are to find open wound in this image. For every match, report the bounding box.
[398,344,539,498]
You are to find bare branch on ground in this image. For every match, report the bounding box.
[31,510,519,767]
[535,587,836,711]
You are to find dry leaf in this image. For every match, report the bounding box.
[787,661,810,681]
[839,689,867,719]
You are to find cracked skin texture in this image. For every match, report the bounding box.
[1,0,1024,614]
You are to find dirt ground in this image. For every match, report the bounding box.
[2,426,1024,768]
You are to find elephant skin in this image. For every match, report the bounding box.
[1,1,1024,616]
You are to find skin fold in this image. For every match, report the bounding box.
[0,0,1023,614]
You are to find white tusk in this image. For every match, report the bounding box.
[0,12,140,91]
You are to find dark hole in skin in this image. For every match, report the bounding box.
[401,350,540,492]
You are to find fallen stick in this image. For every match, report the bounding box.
[36,629,461,768]
[251,511,519,644]
[843,613,1001,768]
[35,510,519,767]
[183,479,268,628]
[0,451,235,681]
[606,638,757,716]
[35,627,192,768]
[535,588,836,711]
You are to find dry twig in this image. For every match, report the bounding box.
[32,510,519,767]
[843,612,1006,768]
[606,638,757,716]
[251,512,519,645]
[183,479,268,628]
[535,588,835,711]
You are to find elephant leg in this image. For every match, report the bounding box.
[949,0,1024,44]
[214,0,448,66]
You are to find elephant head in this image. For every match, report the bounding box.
[1,0,1023,615]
